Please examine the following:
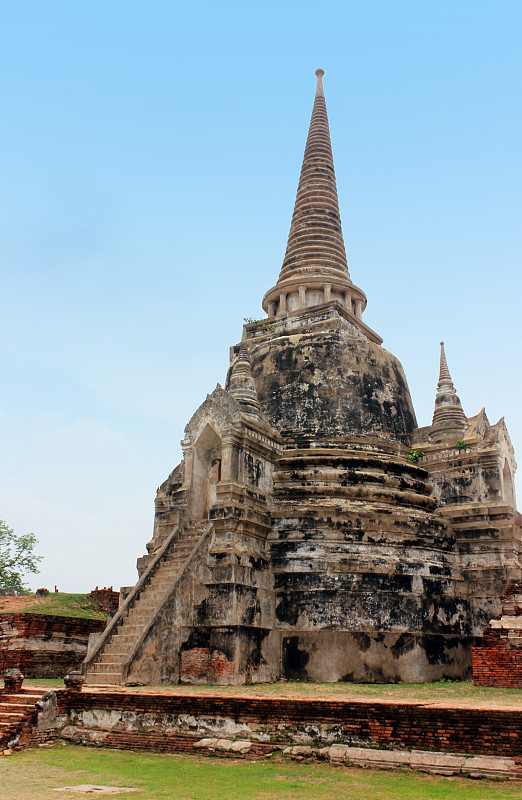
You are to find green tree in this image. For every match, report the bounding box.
[0,520,42,593]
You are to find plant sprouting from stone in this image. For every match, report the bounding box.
[455,440,468,452]
[408,449,425,464]
[243,317,276,334]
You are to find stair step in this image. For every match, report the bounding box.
[99,653,124,663]
[84,524,208,680]
[0,713,24,722]
[133,602,162,608]
[4,693,42,701]
[85,673,121,685]
[148,579,177,587]
[124,613,154,621]
[90,662,122,673]
[112,631,143,638]
[126,613,155,620]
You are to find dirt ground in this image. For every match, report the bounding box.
[0,595,38,612]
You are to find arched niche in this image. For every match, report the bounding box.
[502,460,516,508]
[190,424,222,521]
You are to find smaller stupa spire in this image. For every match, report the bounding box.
[438,341,453,386]
[431,342,467,437]
[226,343,262,421]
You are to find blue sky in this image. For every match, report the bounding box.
[1,0,521,591]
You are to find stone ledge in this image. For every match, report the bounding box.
[280,743,519,778]
[59,728,521,779]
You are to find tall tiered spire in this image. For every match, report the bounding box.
[431,342,467,437]
[262,70,367,322]
[279,68,349,283]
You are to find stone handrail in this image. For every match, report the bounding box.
[82,522,185,675]
[121,521,213,684]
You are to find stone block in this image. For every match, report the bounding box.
[61,726,108,746]
[215,739,235,751]
[230,740,252,753]
[350,748,411,770]
[462,756,518,779]
[409,750,466,775]
[194,738,218,748]
[327,745,350,762]
[283,745,314,758]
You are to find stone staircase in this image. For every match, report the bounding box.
[84,523,208,686]
[0,688,44,748]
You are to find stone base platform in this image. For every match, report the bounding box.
[19,685,521,778]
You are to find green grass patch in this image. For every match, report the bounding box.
[20,679,522,708]
[70,679,521,707]
[1,744,521,800]
[24,678,65,690]
[17,592,106,619]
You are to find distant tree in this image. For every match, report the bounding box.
[0,520,42,593]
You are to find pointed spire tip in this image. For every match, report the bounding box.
[315,68,325,98]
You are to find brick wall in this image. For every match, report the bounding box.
[0,614,105,678]
[89,588,119,615]
[68,690,522,758]
[180,647,237,682]
[473,581,522,687]
[472,641,522,687]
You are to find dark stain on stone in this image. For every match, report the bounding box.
[391,633,416,658]
[282,636,309,680]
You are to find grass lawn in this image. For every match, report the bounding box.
[24,679,66,690]
[0,592,106,619]
[23,678,522,708]
[22,593,106,619]
[1,744,521,800]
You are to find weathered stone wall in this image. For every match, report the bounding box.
[266,444,473,682]
[444,504,522,635]
[413,412,522,640]
[5,685,519,776]
[249,310,416,446]
[413,413,516,509]
[59,690,522,758]
[126,526,279,686]
[0,614,105,678]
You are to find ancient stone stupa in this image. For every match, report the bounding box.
[84,70,521,686]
